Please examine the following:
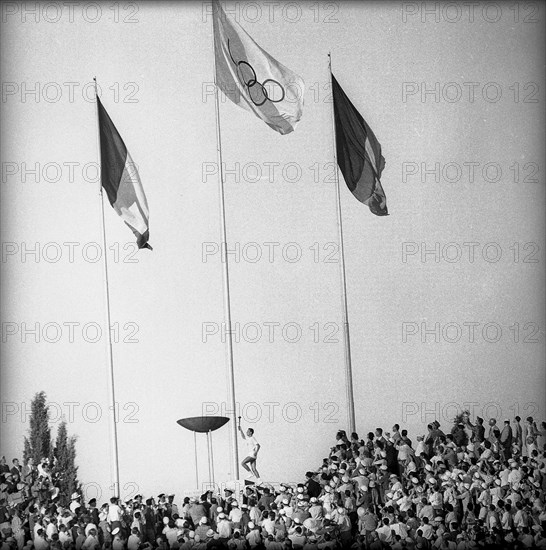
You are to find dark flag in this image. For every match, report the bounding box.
[331,74,388,216]
[97,96,152,249]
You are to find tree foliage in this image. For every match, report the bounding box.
[23,392,80,504]
[52,420,80,506]
[25,391,52,463]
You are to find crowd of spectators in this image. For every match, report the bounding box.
[1,413,546,550]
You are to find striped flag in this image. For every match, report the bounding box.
[97,96,152,249]
[212,2,304,135]
[332,74,388,216]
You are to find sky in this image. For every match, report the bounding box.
[1,1,545,504]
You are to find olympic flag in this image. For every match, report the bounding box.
[212,2,304,135]
[97,96,152,249]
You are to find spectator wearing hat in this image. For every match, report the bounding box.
[86,499,99,528]
[194,517,209,541]
[5,415,546,550]
[97,507,110,546]
[188,499,206,529]
[228,503,242,530]
[304,473,321,500]
[162,520,177,547]
[126,528,140,550]
[288,525,306,549]
[82,528,99,550]
[245,522,261,549]
[110,528,124,550]
[106,499,121,536]
[220,490,235,515]
[238,504,250,535]
[217,513,232,542]
[142,500,156,544]
[211,505,223,530]
[129,510,142,536]
[167,495,178,518]
[500,420,513,459]
[33,529,48,550]
[334,506,352,547]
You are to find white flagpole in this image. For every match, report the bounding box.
[327,55,356,434]
[94,77,121,496]
[210,2,240,480]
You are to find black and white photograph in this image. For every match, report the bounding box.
[1,1,545,549]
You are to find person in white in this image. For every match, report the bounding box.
[238,422,261,480]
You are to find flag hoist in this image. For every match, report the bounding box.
[93,77,151,496]
[327,54,389,435]
[210,0,305,480]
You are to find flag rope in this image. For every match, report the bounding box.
[327,55,357,435]
[94,77,121,497]
[211,0,240,481]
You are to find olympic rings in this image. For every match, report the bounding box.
[227,39,286,106]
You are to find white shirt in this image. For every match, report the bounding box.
[246,436,259,458]
[127,535,140,550]
[59,531,73,544]
[229,508,243,523]
[46,523,58,539]
[217,519,232,538]
[107,504,122,523]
